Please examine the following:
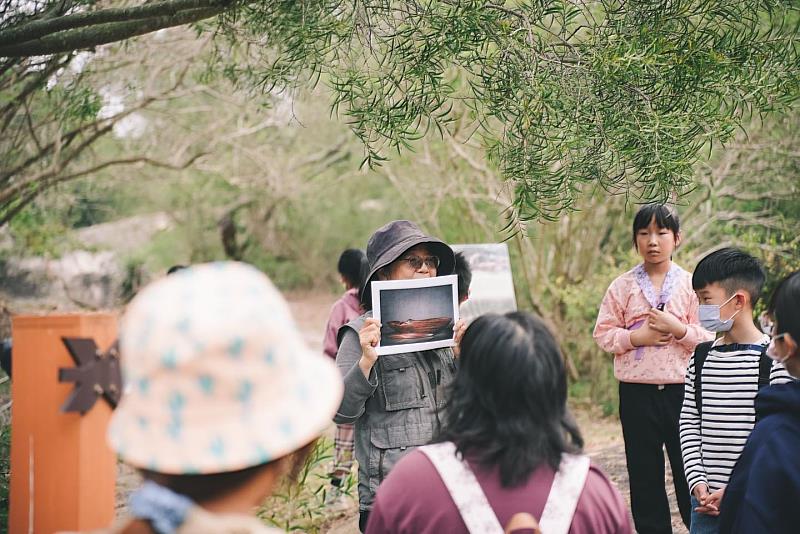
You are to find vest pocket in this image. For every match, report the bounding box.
[369,425,433,484]
[379,354,427,411]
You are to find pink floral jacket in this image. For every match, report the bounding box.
[593,263,713,384]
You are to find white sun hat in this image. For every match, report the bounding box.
[108,262,343,474]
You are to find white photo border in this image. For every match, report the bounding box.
[372,274,459,356]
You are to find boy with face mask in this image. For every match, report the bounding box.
[680,248,792,534]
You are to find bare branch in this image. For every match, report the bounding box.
[0,54,68,131]
[0,4,232,57]
[0,151,205,226]
[0,0,232,47]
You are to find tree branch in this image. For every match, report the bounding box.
[0,151,205,226]
[0,4,233,57]
[0,0,231,47]
[0,55,68,131]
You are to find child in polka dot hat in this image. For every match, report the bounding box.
[103,262,343,534]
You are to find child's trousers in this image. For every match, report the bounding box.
[332,423,355,479]
[619,382,691,534]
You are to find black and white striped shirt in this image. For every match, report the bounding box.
[679,338,793,492]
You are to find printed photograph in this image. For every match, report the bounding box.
[372,275,459,355]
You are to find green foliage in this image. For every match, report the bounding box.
[51,85,101,125]
[555,260,628,414]
[217,0,800,222]
[0,422,8,532]
[2,1,799,227]
[0,379,10,532]
[2,14,797,412]
[6,203,73,257]
[258,438,355,533]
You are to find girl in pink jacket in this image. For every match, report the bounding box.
[593,204,712,534]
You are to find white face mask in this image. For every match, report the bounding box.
[698,294,740,333]
[759,314,774,336]
[766,334,790,363]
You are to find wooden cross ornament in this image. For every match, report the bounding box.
[58,337,122,414]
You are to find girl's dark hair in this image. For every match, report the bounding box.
[437,312,583,488]
[454,252,472,302]
[338,249,367,289]
[632,204,680,248]
[768,270,800,343]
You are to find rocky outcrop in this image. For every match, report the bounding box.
[0,250,124,311]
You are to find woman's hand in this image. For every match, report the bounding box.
[648,308,687,339]
[358,318,381,379]
[630,321,673,347]
[452,319,467,358]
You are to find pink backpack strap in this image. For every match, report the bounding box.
[538,454,591,534]
[420,442,590,534]
[418,442,504,534]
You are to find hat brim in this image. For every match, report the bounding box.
[107,346,343,475]
[360,237,455,304]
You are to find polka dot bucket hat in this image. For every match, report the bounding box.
[108,262,343,474]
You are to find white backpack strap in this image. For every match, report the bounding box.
[538,453,591,534]
[418,442,504,534]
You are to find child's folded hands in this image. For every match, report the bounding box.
[647,308,688,339]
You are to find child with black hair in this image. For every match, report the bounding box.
[323,250,367,360]
[453,252,472,305]
[717,270,800,534]
[594,204,712,534]
[323,248,368,507]
[680,248,792,534]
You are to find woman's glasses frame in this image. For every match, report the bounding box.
[399,255,440,270]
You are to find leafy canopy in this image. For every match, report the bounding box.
[2,0,799,222]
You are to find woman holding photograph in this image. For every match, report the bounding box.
[334,220,466,532]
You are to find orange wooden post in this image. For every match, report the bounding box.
[9,314,118,534]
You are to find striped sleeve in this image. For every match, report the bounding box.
[769,361,794,385]
[679,354,707,492]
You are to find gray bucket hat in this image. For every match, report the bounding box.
[360,220,455,308]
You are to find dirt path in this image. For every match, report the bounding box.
[576,411,688,534]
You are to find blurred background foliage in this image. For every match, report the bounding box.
[1,5,798,412]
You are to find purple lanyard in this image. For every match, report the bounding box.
[630,263,679,360]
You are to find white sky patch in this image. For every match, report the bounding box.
[114,113,148,139]
[69,51,94,74]
[1,0,42,21]
[259,89,296,127]
[98,85,125,119]
[45,67,63,90]
[97,85,149,139]
[46,51,95,89]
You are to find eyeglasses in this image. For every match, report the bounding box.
[399,255,440,270]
